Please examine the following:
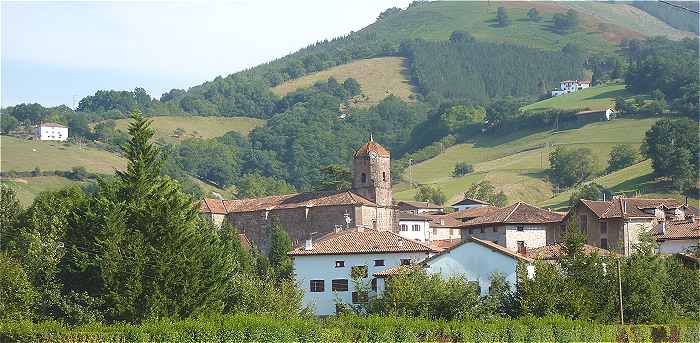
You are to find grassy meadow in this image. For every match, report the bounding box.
[0,176,87,207]
[394,117,666,207]
[522,83,632,113]
[272,57,415,108]
[114,115,265,144]
[1,135,125,174]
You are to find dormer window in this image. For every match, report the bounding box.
[361,173,367,183]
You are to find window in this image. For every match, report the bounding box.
[374,259,385,266]
[600,222,608,234]
[371,278,378,291]
[352,291,368,304]
[600,238,608,249]
[361,173,367,183]
[310,280,324,292]
[412,224,421,232]
[335,260,345,268]
[400,258,411,265]
[579,215,588,232]
[351,265,368,278]
[493,227,498,233]
[400,224,408,231]
[516,226,524,232]
[516,241,526,254]
[382,172,386,182]
[479,227,484,233]
[332,279,349,292]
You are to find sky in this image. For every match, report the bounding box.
[1,0,412,107]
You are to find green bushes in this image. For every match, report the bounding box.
[2,315,698,343]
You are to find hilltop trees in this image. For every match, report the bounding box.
[527,8,542,22]
[553,10,579,34]
[463,180,507,207]
[415,184,447,205]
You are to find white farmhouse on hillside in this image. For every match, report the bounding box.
[36,122,68,141]
[551,80,590,97]
[375,237,534,296]
[288,228,433,316]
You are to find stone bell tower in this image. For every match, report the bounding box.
[351,135,392,207]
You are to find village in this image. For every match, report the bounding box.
[200,137,699,317]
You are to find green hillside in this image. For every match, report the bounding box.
[0,176,87,207]
[393,117,676,207]
[1,135,125,174]
[522,83,632,112]
[114,116,265,144]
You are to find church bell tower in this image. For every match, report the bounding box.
[351,135,392,207]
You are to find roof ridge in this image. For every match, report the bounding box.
[503,202,521,222]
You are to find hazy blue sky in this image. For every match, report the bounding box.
[1,1,411,107]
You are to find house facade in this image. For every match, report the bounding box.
[653,216,699,254]
[288,228,433,316]
[397,212,431,242]
[36,122,68,141]
[459,202,564,254]
[566,197,695,256]
[375,237,533,296]
[551,80,591,97]
[200,137,396,253]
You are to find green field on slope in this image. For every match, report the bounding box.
[394,117,666,206]
[1,135,125,174]
[522,84,632,112]
[114,116,265,144]
[272,57,415,108]
[0,176,87,207]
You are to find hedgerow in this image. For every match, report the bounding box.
[2,315,698,343]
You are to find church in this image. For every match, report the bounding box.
[200,137,396,252]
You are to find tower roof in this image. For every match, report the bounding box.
[353,135,390,158]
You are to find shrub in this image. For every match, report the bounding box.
[452,162,474,177]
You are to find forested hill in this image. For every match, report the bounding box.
[152,1,693,118]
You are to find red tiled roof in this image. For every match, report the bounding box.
[654,218,700,241]
[528,243,611,260]
[447,206,501,221]
[199,191,377,214]
[288,228,433,256]
[200,198,227,214]
[353,137,390,158]
[577,198,686,220]
[460,202,563,227]
[429,239,461,252]
[424,213,463,228]
[397,201,443,210]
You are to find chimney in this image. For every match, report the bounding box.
[334,225,343,233]
[304,239,313,251]
[440,219,445,226]
[658,221,666,235]
[622,199,627,215]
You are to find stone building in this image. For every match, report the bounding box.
[200,137,396,252]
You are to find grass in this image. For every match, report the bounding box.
[1,135,125,174]
[0,176,86,207]
[394,117,668,207]
[271,57,415,108]
[522,84,632,113]
[114,116,265,144]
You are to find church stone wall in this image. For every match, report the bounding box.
[227,205,357,253]
[356,205,396,232]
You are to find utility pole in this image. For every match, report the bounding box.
[617,257,624,325]
[408,158,414,187]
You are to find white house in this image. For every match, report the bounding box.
[288,228,433,316]
[551,80,591,97]
[459,202,564,254]
[654,216,699,254]
[375,237,534,296]
[397,211,431,242]
[451,197,490,212]
[36,122,69,141]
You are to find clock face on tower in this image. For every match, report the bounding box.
[369,151,378,159]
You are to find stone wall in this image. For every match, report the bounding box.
[227,204,357,253]
[351,155,392,207]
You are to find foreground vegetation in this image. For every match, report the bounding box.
[2,315,699,343]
